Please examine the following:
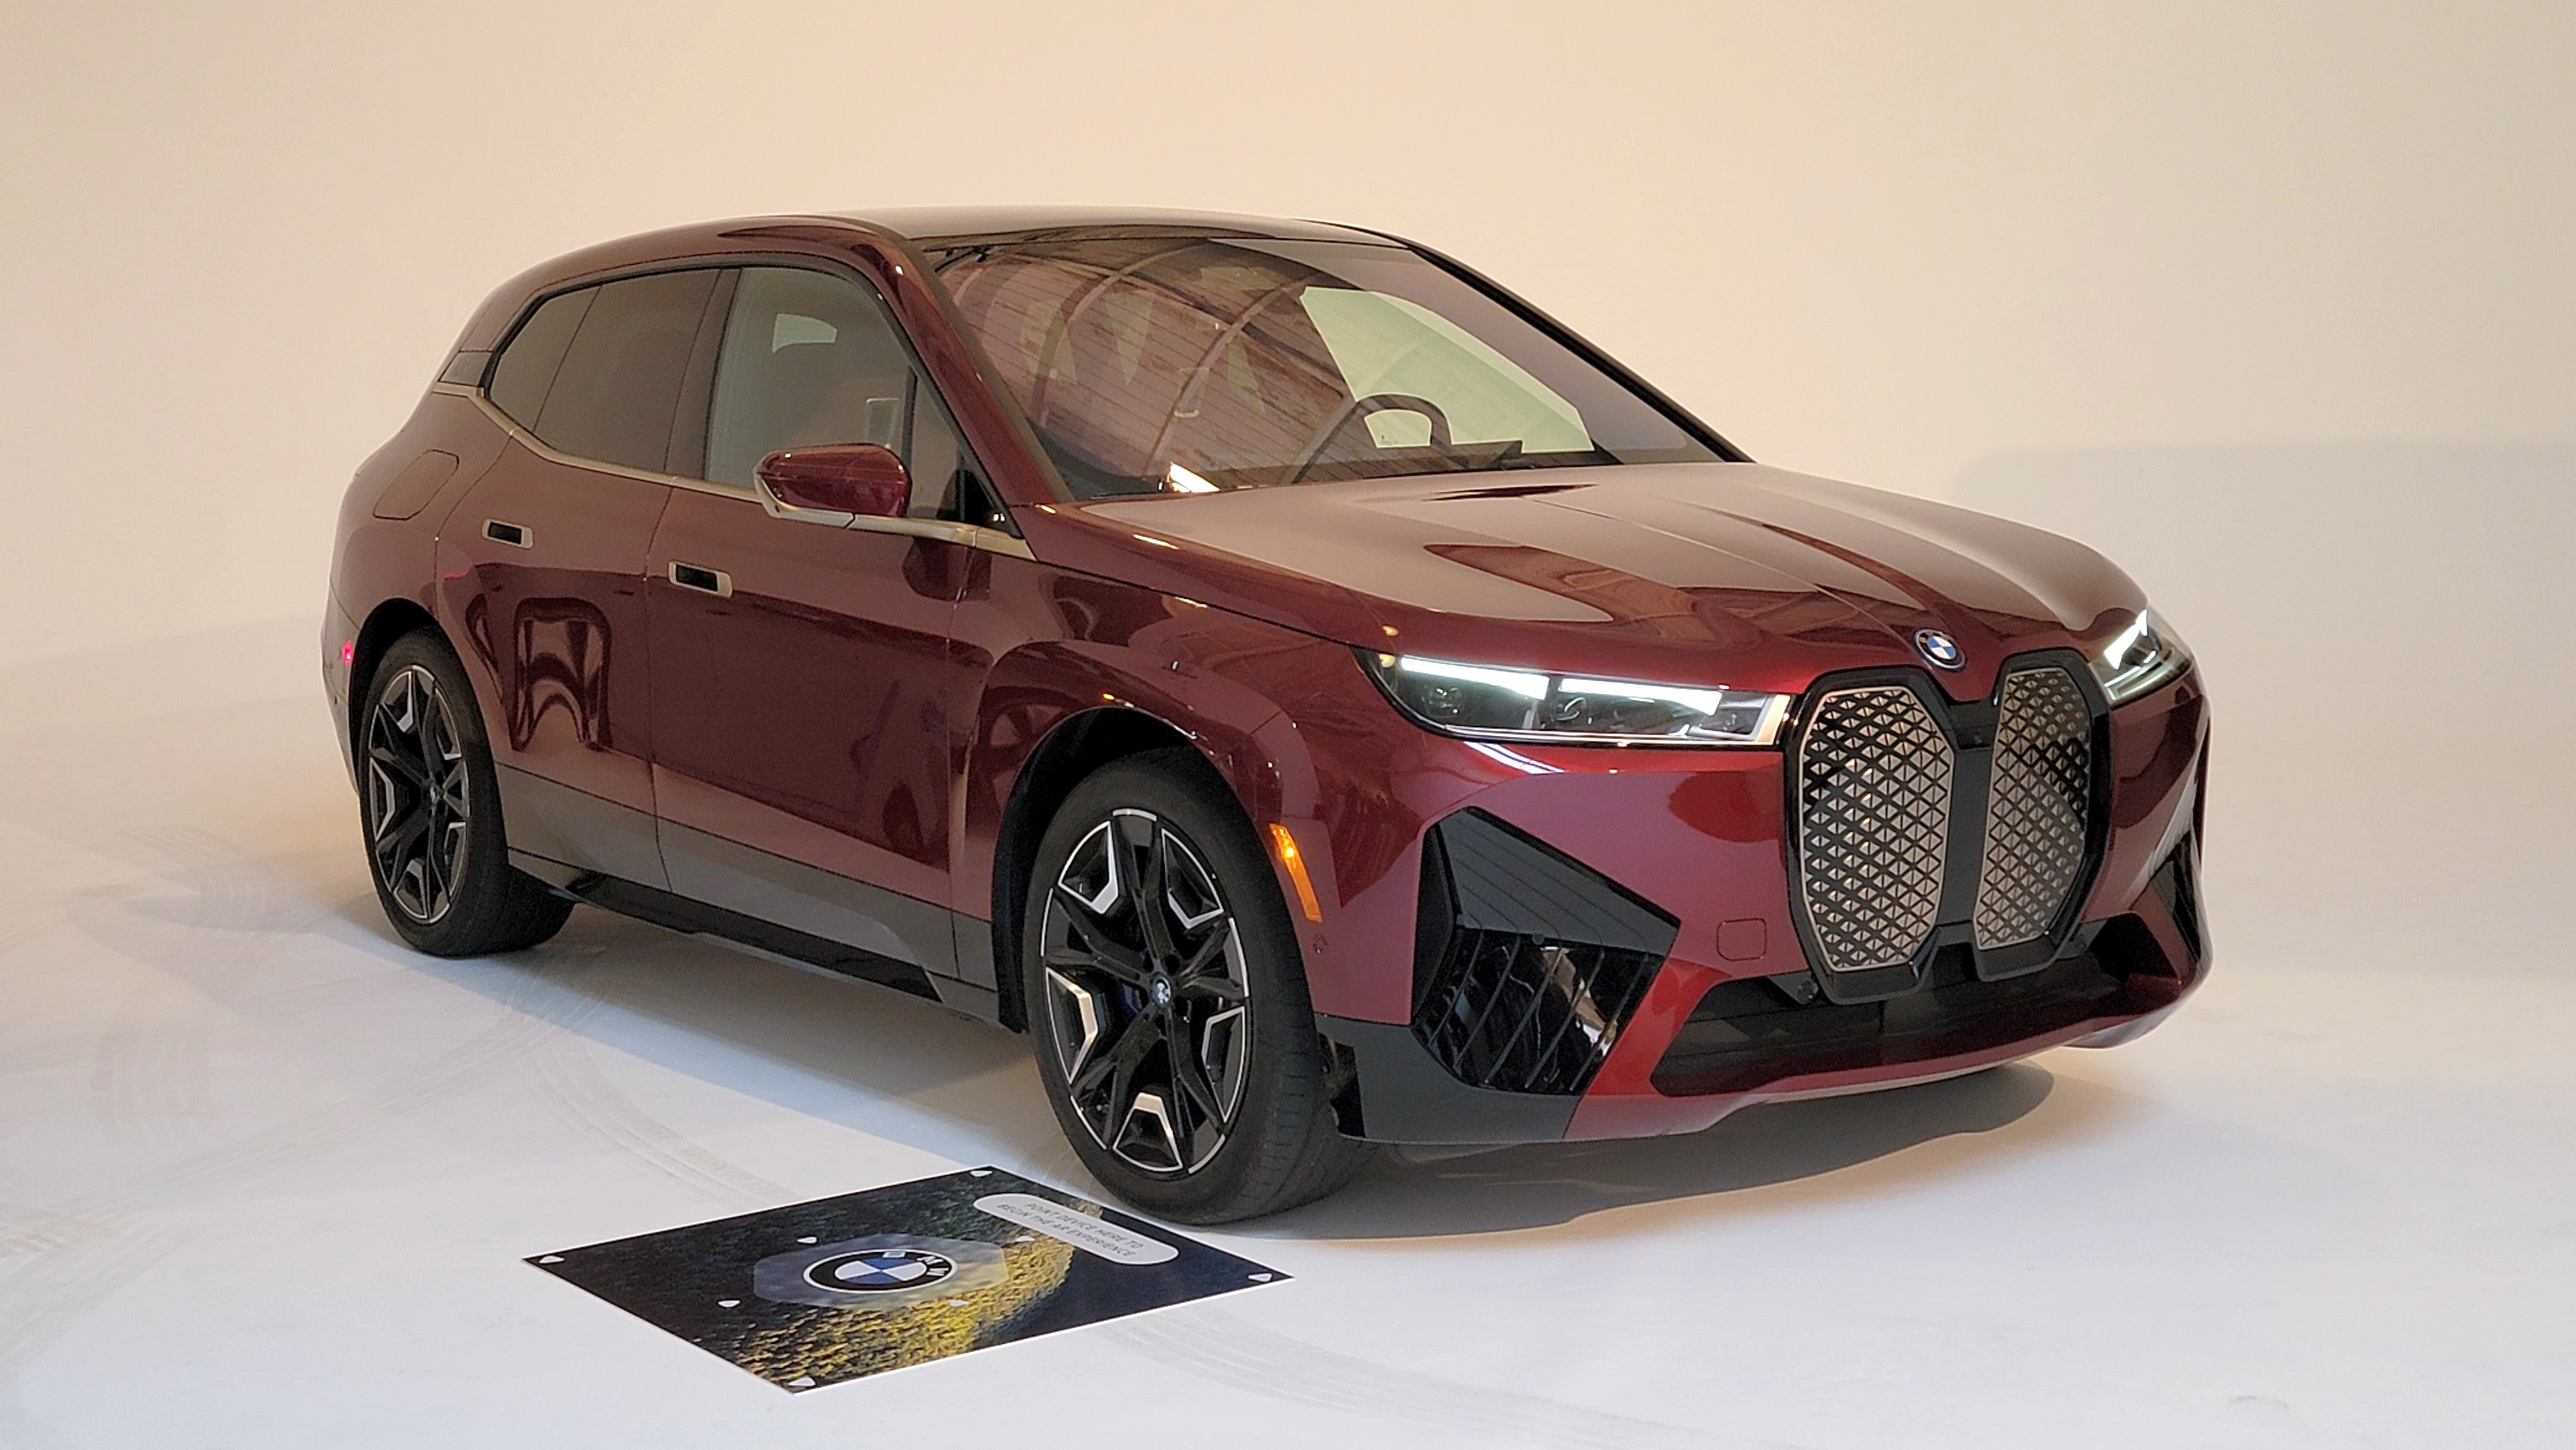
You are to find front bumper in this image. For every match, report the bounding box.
[1295,659,2210,1145]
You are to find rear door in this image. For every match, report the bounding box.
[439,268,727,890]
[644,263,992,986]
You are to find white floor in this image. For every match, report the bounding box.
[2,616,2570,1449]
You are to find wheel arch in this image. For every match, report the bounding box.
[346,597,445,759]
[988,705,1234,1032]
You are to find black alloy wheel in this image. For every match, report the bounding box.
[1024,750,1368,1222]
[365,661,470,925]
[357,631,572,957]
[1040,807,1253,1174]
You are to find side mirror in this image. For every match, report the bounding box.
[754,444,910,526]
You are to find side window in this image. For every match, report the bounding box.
[529,270,720,473]
[487,287,593,428]
[706,267,989,520]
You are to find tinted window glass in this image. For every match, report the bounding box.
[931,238,1719,498]
[487,288,592,428]
[706,267,985,519]
[909,379,998,525]
[534,270,720,472]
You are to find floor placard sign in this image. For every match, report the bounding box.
[529,1167,1285,1390]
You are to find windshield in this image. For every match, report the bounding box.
[927,236,1721,498]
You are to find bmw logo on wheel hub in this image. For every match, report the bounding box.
[1913,628,1965,671]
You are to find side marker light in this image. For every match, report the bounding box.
[1267,823,1324,923]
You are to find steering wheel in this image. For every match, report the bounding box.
[1284,393,1454,484]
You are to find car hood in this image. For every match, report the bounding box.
[1039,462,2146,701]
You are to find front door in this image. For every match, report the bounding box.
[645,264,989,981]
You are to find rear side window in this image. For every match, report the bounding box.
[486,288,592,428]
[531,270,721,473]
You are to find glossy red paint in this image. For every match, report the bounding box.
[2083,666,2209,919]
[431,437,670,883]
[645,489,965,906]
[328,209,2211,1152]
[756,444,911,519]
[1052,465,2147,703]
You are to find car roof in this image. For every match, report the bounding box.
[831,205,1404,249]
[452,209,1413,352]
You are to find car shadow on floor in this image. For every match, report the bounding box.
[371,899,1075,1168]
[357,894,2125,1239]
[1253,1061,2109,1240]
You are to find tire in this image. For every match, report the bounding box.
[356,630,573,957]
[1023,749,1369,1223]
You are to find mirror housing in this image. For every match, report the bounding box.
[754,444,911,525]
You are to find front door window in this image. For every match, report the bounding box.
[704,267,984,519]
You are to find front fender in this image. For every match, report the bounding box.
[950,558,1367,1010]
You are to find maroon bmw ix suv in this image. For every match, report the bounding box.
[325,209,2209,1221]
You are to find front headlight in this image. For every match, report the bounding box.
[1360,651,1792,746]
[2091,608,2192,704]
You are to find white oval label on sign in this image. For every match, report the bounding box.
[974,1193,1177,1265]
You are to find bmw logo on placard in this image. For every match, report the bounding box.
[752,1233,1009,1311]
[810,1247,954,1294]
[1913,628,1966,671]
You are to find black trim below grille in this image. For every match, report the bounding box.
[1412,810,1679,1097]
[1651,941,2128,1097]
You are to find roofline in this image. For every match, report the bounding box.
[826,205,1399,248]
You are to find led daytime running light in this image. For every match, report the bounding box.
[1363,651,1790,747]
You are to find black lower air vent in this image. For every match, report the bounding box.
[2148,835,2206,966]
[1648,944,2139,1098]
[1411,810,1678,1096]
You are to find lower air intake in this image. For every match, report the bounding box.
[1412,810,1678,1096]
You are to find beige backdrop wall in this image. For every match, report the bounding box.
[4,1,2570,931]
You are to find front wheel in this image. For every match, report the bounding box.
[1024,751,1368,1222]
[357,630,572,956]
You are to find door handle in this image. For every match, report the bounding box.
[668,561,734,598]
[483,518,533,548]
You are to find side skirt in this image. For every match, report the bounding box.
[509,849,1000,1021]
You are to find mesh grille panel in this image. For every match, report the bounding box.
[1410,810,1678,1096]
[1794,686,1955,973]
[1975,666,2093,948]
[1416,932,1665,1095]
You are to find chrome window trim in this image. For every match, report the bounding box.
[436,382,1034,560]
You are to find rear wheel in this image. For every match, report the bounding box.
[1024,751,1368,1222]
[358,630,572,956]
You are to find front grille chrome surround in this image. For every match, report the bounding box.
[1975,666,2094,949]
[1783,652,2112,999]
[1792,685,1956,974]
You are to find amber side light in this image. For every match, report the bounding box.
[1267,823,1325,923]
